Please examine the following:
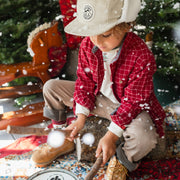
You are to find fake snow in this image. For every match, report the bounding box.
[27,82,33,86]
[71,4,76,9]
[173,21,180,44]
[81,133,95,146]
[99,103,103,107]
[173,3,180,10]
[98,119,102,124]
[84,67,91,73]
[27,47,35,57]
[47,130,65,148]
[55,15,65,21]
[157,89,169,93]
[73,12,77,17]
[48,68,53,72]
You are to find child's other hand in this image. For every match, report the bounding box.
[96,131,119,166]
[65,113,86,141]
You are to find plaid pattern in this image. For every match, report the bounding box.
[74,32,166,137]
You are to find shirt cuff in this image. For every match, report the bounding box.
[107,122,124,137]
[75,103,90,116]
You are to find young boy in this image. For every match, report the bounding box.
[32,0,166,178]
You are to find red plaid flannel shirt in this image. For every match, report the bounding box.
[74,32,166,137]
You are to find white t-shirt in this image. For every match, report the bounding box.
[75,48,124,137]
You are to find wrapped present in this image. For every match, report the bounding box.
[164,100,180,157]
[147,100,180,160]
[164,102,180,131]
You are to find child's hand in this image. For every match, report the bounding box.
[96,131,119,166]
[65,113,86,141]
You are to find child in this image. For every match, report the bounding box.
[32,0,166,178]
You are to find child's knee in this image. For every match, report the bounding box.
[43,79,59,93]
[122,112,158,161]
[124,113,158,147]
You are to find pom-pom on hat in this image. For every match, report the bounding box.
[64,0,141,36]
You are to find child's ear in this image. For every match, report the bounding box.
[124,22,135,32]
[123,27,131,32]
[123,24,132,32]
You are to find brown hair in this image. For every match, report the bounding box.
[112,21,136,34]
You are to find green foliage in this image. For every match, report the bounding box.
[0,0,60,64]
[5,77,38,86]
[14,94,38,107]
[136,0,180,76]
[0,0,60,107]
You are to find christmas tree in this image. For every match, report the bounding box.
[0,0,61,106]
[136,0,180,77]
[0,0,60,64]
[136,0,180,105]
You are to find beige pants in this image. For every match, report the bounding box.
[43,79,158,163]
